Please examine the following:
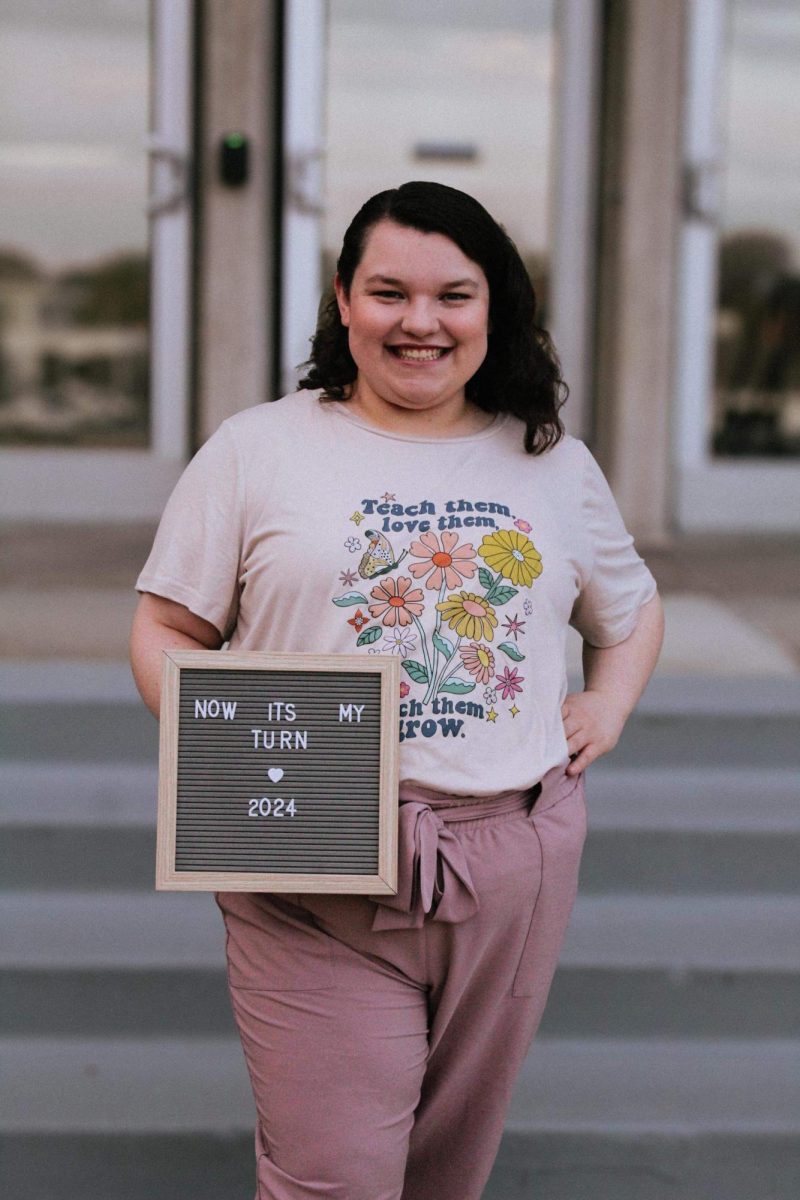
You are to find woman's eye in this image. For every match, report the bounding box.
[372,290,404,300]
[442,292,471,302]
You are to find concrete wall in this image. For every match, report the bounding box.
[593,0,686,544]
[195,0,280,445]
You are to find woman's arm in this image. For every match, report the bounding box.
[561,591,665,776]
[130,592,224,718]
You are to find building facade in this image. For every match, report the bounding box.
[1,0,798,538]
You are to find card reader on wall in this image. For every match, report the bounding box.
[219,133,249,187]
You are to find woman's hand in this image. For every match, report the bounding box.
[561,690,627,776]
[562,592,665,776]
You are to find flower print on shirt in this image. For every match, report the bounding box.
[407,530,478,591]
[331,493,543,739]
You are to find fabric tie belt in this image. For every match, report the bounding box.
[369,781,543,932]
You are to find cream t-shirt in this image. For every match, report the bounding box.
[137,390,657,795]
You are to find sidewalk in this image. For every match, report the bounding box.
[1,523,798,676]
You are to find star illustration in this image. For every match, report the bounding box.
[380,492,396,502]
[350,511,365,526]
[509,704,520,718]
[339,568,358,586]
[486,708,498,723]
[500,612,526,640]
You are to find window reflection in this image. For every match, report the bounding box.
[323,0,555,324]
[713,0,800,457]
[0,2,149,447]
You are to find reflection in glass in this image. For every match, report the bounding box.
[0,2,149,446]
[713,0,800,457]
[323,0,555,323]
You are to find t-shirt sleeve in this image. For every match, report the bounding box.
[135,421,244,639]
[569,444,658,647]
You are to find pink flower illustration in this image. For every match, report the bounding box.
[400,681,411,698]
[408,530,478,590]
[368,576,425,627]
[459,642,495,684]
[514,518,532,533]
[495,665,525,700]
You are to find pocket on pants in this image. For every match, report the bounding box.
[216,890,336,992]
[511,779,587,999]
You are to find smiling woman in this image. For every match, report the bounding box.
[300,180,567,450]
[132,177,663,1200]
[333,221,491,432]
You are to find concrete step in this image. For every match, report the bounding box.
[3,892,798,1038]
[2,1037,798,1200]
[3,666,800,767]
[3,763,798,892]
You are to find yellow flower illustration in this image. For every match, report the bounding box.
[436,591,498,642]
[478,529,543,588]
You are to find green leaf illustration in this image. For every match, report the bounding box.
[402,660,429,684]
[498,641,526,662]
[486,584,518,605]
[432,631,454,660]
[356,625,382,646]
[478,567,495,590]
[439,677,476,695]
[333,591,368,607]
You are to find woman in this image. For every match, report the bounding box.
[131,181,664,1200]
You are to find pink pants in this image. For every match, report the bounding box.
[215,761,586,1200]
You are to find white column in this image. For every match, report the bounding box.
[549,0,603,442]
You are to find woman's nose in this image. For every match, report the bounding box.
[400,299,439,338]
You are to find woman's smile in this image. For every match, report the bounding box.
[387,344,453,363]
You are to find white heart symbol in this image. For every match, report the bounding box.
[268,767,284,784]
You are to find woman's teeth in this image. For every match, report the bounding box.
[391,347,448,361]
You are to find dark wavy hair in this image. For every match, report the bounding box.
[298,181,567,453]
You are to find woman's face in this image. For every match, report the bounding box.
[334,220,490,423]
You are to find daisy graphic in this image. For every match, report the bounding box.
[344,536,362,553]
[523,599,533,616]
[459,642,495,684]
[436,591,498,642]
[368,576,425,628]
[478,529,542,588]
[408,530,478,590]
[382,627,417,658]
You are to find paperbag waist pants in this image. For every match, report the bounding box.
[215,761,587,1200]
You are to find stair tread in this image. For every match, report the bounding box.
[3,891,799,971]
[2,1036,798,1134]
[2,763,798,832]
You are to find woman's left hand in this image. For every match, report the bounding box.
[561,689,627,776]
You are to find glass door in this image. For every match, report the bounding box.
[0,0,193,520]
[675,0,800,530]
[279,0,601,439]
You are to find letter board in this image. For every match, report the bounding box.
[157,651,399,892]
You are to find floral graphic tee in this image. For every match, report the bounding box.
[137,392,657,795]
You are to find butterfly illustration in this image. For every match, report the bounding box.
[358,529,408,579]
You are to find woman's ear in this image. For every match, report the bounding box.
[333,273,350,327]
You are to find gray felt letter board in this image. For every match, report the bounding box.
[157,651,399,892]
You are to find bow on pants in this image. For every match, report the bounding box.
[370,800,480,932]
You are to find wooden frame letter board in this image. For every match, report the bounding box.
[157,651,399,893]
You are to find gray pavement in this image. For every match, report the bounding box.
[1,522,799,673]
